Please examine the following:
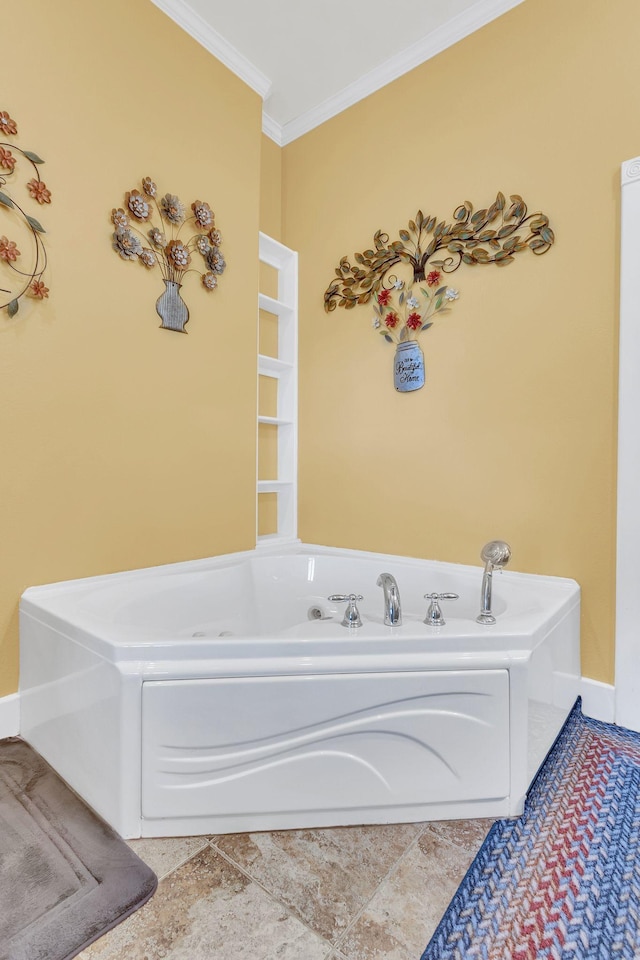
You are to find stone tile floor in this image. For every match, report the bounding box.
[78,818,493,960]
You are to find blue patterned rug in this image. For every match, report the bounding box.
[421,700,640,959]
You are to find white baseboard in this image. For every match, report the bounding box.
[580,677,615,723]
[0,692,20,738]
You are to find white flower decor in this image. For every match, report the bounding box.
[109,177,226,289]
[109,176,227,332]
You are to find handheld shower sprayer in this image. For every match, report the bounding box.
[476,540,511,624]
[480,540,512,569]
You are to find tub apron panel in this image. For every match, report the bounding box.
[141,670,509,828]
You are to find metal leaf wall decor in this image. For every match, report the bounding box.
[323,192,555,312]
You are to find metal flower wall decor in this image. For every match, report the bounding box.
[323,193,555,391]
[110,178,226,333]
[0,109,52,319]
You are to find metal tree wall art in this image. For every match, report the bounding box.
[0,110,52,319]
[110,178,226,333]
[323,192,555,392]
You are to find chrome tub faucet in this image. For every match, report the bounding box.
[424,592,459,626]
[328,593,363,628]
[476,540,511,624]
[377,572,402,626]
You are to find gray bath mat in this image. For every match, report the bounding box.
[0,737,157,960]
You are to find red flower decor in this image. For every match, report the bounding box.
[0,111,18,136]
[371,281,460,346]
[0,146,16,171]
[0,236,20,262]
[29,280,49,299]
[27,178,52,204]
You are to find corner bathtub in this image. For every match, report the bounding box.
[19,543,580,839]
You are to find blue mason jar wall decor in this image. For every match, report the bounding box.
[394,340,425,392]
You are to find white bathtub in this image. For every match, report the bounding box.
[19,543,580,839]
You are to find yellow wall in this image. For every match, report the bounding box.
[0,0,263,695]
[260,134,283,240]
[283,0,635,684]
[2,0,633,695]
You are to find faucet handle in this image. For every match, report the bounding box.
[423,592,459,626]
[328,594,364,628]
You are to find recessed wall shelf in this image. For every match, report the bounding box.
[258,292,294,317]
[257,233,298,544]
[258,416,293,426]
[257,480,294,493]
[258,355,294,377]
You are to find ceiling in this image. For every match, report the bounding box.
[151,0,524,145]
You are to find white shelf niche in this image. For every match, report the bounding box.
[257,232,298,544]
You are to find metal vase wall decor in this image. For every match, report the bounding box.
[156,279,189,332]
[110,179,226,333]
[0,109,52,320]
[324,193,555,392]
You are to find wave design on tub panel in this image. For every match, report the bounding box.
[162,692,494,754]
[153,679,503,752]
[161,728,459,782]
[141,671,510,820]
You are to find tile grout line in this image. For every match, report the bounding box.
[329,821,489,954]
[131,838,211,882]
[328,822,432,953]
[207,825,466,956]
[206,837,337,954]
[133,822,488,957]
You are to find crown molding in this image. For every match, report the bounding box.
[150,0,272,99]
[262,112,284,146]
[622,157,640,185]
[152,0,524,146]
[278,0,525,145]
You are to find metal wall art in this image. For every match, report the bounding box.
[0,110,52,319]
[110,179,226,333]
[324,193,555,391]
